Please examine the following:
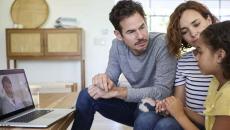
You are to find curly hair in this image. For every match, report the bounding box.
[109,0,146,34]
[201,21,230,79]
[167,1,217,57]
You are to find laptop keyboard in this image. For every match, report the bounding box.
[9,110,53,123]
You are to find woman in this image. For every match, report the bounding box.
[166,0,218,129]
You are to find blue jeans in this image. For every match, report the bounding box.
[71,89,183,130]
[134,110,183,130]
[193,120,205,130]
[71,89,137,130]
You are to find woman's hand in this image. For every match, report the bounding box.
[165,96,185,118]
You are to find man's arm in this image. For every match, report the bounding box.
[88,85,127,100]
[93,39,122,91]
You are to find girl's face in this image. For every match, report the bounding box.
[179,9,212,47]
[196,37,220,75]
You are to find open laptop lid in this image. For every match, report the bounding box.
[0,69,34,121]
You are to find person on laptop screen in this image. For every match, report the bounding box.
[1,76,25,114]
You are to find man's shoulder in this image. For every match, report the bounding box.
[112,38,124,45]
[111,38,127,49]
[148,32,166,49]
[149,32,165,40]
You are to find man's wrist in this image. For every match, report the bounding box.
[112,87,127,100]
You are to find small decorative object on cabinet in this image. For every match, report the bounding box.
[6,28,85,88]
[11,0,49,28]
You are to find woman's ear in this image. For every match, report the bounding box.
[207,15,212,25]
[216,49,226,63]
[114,30,123,40]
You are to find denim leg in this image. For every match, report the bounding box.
[71,89,96,130]
[134,111,162,130]
[71,88,137,130]
[196,123,205,130]
[96,98,137,126]
[192,120,205,130]
[154,117,183,130]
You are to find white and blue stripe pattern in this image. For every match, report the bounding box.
[175,51,213,115]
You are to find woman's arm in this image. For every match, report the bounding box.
[174,85,186,105]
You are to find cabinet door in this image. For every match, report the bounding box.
[45,29,82,56]
[6,29,43,57]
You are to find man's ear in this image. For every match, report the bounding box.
[114,30,123,40]
[216,49,226,63]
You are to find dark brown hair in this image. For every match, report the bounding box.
[109,0,146,34]
[201,21,230,79]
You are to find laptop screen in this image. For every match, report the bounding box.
[0,69,34,120]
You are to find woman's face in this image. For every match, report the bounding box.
[179,9,212,47]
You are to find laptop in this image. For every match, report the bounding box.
[0,69,75,128]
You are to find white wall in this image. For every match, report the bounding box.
[0,0,115,88]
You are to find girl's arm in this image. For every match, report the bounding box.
[212,116,230,130]
[165,96,199,130]
[184,107,205,125]
[174,85,205,125]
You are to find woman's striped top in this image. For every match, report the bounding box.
[174,50,213,115]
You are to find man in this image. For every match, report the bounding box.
[71,1,177,130]
[1,76,25,114]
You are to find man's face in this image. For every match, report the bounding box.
[3,82,14,98]
[115,12,149,55]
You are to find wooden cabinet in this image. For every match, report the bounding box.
[6,28,83,59]
[6,28,85,88]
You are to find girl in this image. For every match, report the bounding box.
[166,21,230,130]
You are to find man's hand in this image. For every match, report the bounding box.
[88,85,127,100]
[92,73,115,92]
[88,85,116,99]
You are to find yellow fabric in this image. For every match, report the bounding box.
[204,77,230,130]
